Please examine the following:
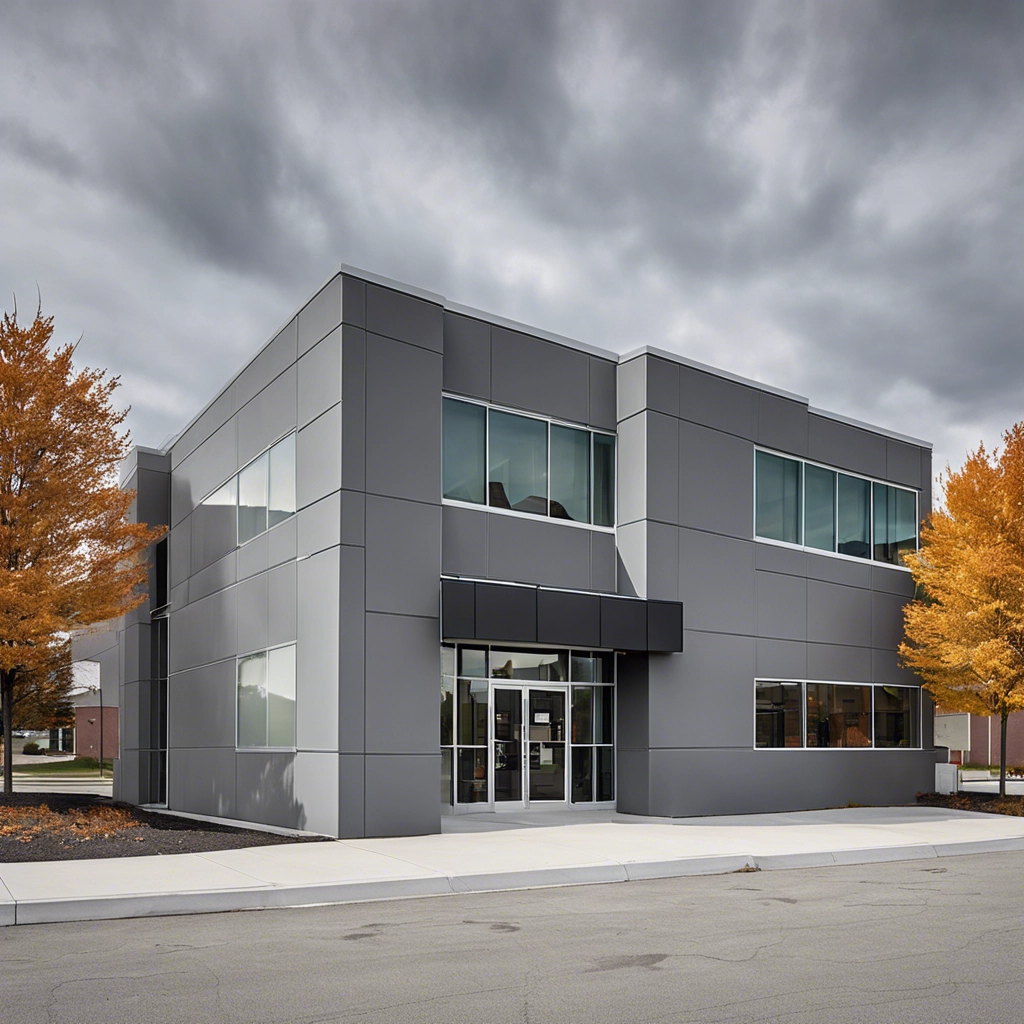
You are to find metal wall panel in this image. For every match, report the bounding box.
[298,275,342,356]
[588,356,616,430]
[235,751,299,828]
[486,513,591,591]
[168,587,237,674]
[237,364,297,468]
[365,283,443,353]
[678,529,755,635]
[757,393,808,458]
[297,491,341,558]
[806,579,872,648]
[296,547,339,751]
[298,327,342,429]
[677,420,753,537]
[296,403,342,510]
[443,311,490,400]
[754,570,807,641]
[806,642,871,682]
[807,413,887,479]
[342,326,366,492]
[234,318,297,411]
[365,495,441,617]
[338,545,366,754]
[267,561,297,647]
[293,751,339,836]
[167,660,237,748]
[646,521,678,602]
[363,754,441,837]
[167,746,236,818]
[235,571,269,655]
[172,419,237,526]
[441,504,488,578]
[678,365,758,440]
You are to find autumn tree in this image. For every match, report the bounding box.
[0,307,164,794]
[900,425,1024,796]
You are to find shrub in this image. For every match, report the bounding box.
[21,741,42,755]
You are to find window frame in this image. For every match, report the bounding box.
[235,641,298,752]
[753,446,919,572]
[752,678,924,750]
[442,395,616,534]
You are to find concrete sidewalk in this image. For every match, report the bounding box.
[2,805,1024,928]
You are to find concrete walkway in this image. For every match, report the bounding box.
[2,805,1024,928]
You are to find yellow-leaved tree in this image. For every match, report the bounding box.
[900,424,1024,796]
[0,307,165,794]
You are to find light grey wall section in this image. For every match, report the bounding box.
[168,660,236,748]
[237,364,296,467]
[167,747,236,818]
[297,404,341,509]
[172,419,236,526]
[365,496,441,617]
[298,328,342,429]
[296,547,339,752]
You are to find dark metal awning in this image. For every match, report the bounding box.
[441,578,683,653]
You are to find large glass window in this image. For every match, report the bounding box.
[236,644,296,749]
[238,452,269,545]
[874,686,920,748]
[755,683,803,748]
[873,484,917,565]
[442,397,615,528]
[804,465,836,553]
[488,410,548,515]
[443,399,486,504]
[837,474,871,559]
[550,424,590,522]
[491,649,568,682]
[755,451,802,544]
[806,683,872,748]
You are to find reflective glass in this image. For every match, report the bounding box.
[441,748,453,808]
[237,652,267,748]
[493,688,523,802]
[491,649,568,681]
[238,453,268,545]
[571,747,593,803]
[755,682,802,748]
[440,676,454,746]
[443,399,486,504]
[804,464,836,552]
[457,748,488,803]
[266,645,296,747]
[592,433,615,527]
[596,746,614,801]
[874,686,920,747]
[570,652,614,683]
[529,742,565,801]
[457,679,489,745]
[441,645,455,678]
[488,410,548,515]
[595,686,614,744]
[571,686,593,744]
[873,484,918,565]
[550,424,590,522]
[458,646,487,678]
[837,474,871,559]
[755,451,802,544]
[268,434,296,527]
[806,683,872,748]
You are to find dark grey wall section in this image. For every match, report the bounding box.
[441,505,488,578]
[443,311,491,400]
[487,514,591,591]
[441,579,475,639]
[537,590,601,648]
[475,583,537,643]
[366,283,443,353]
[679,364,757,440]
[807,413,887,478]
[491,327,589,425]
[758,393,807,456]
[588,357,617,430]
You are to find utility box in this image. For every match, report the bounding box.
[935,763,959,795]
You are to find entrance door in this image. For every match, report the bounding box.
[528,689,567,802]
[493,687,524,806]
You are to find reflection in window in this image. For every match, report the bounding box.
[873,484,917,565]
[837,474,871,559]
[806,683,872,748]
[755,451,802,544]
[457,680,489,745]
[268,433,296,527]
[804,465,836,553]
[443,399,486,504]
[490,649,568,681]
[550,424,590,522]
[593,433,615,527]
[237,644,296,749]
[874,686,919,747]
[488,409,548,515]
[571,652,614,683]
[755,682,803,748]
[238,452,268,545]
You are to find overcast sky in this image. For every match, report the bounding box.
[1,1,1022,481]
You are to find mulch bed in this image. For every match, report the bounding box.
[917,791,1024,817]
[0,793,330,863]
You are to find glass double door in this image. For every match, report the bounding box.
[493,686,567,807]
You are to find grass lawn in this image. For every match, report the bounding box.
[12,757,114,777]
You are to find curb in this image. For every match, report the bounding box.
[4,837,1024,926]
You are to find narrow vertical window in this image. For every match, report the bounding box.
[837,474,871,558]
[804,465,836,552]
[873,483,917,564]
[488,410,548,515]
[874,686,920,748]
[268,433,296,527]
[266,645,296,748]
[237,652,268,748]
[550,424,591,522]
[592,433,615,527]
[755,451,802,544]
[238,453,268,544]
[442,399,486,504]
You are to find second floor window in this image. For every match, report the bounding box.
[443,398,614,528]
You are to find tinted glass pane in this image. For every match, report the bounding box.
[571,686,593,744]
[457,679,489,745]
[529,742,565,800]
[874,483,918,565]
[596,746,614,801]
[593,433,615,527]
[238,453,268,545]
[440,676,454,746]
[550,424,590,522]
[493,688,523,802]
[491,649,568,681]
[458,646,487,678]
[595,686,614,744]
[896,488,918,560]
[457,748,488,803]
[571,747,593,803]
[806,683,872,748]
[441,747,453,808]
[804,464,836,552]
[570,652,613,683]
[237,652,267,747]
[489,410,547,515]
[443,399,486,504]
[755,682,802,748]
[442,645,455,678]
[268,433,296,527]
[837,474,871,558]
[267,645,296,747]
[874,686,919,747]
[755,451,801,544]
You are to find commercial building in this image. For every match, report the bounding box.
[97,265,940,837]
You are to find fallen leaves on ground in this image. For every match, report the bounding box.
[0,804,142,843]
[917,792,1024,816]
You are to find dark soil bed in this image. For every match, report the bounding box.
[0,793,330,863]
[917,791,1024,816]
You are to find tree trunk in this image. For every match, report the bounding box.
[1,670,13,797]
[1000,711,1008,799]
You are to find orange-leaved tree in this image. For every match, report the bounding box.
[0,306,165,793]
[899,425,1024,796]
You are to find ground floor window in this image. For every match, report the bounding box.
[236,643,296,749]
[755,680,921,749]
[441,644,615,808]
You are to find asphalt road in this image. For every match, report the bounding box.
[4,852,1023,1023]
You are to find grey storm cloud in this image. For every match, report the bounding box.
[1,0,1022,477]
